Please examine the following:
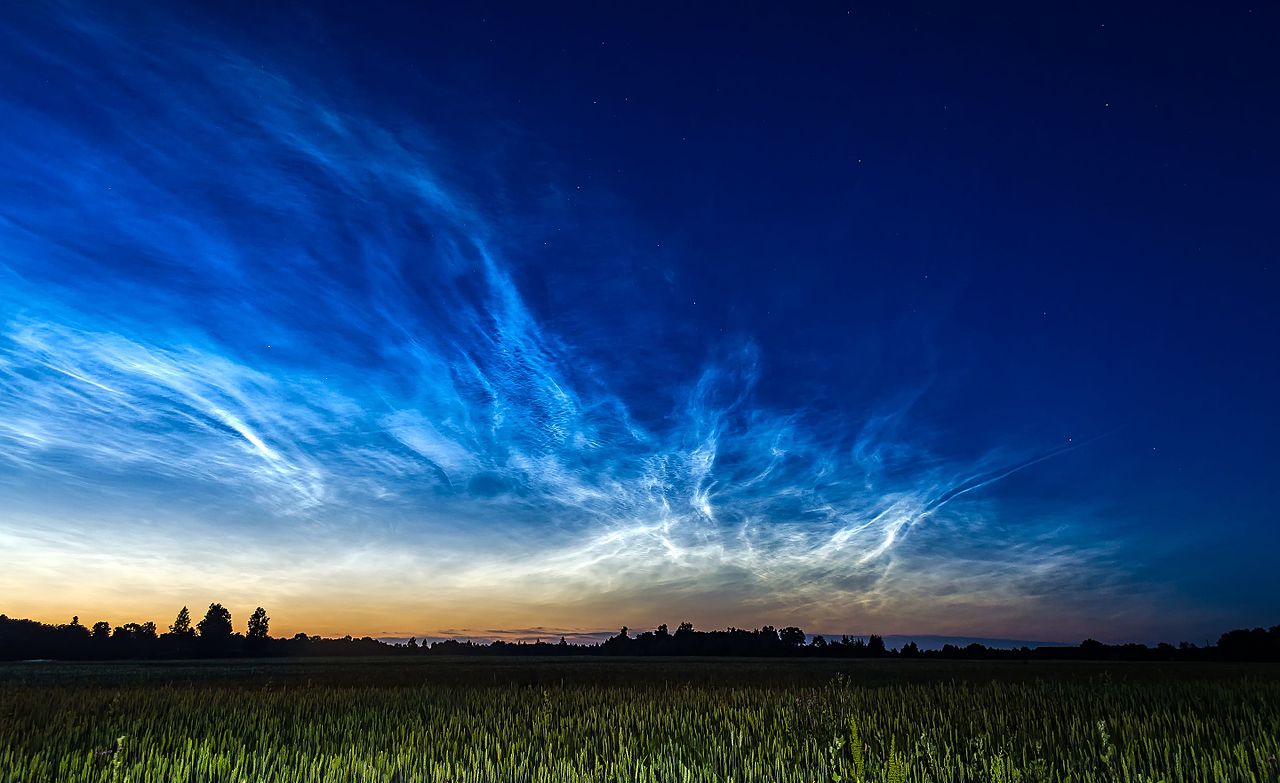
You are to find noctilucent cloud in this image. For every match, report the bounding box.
[1,3,1276,644]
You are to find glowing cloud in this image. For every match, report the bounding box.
[0,3,1146,641]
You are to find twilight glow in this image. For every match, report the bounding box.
[1,4,1277,644]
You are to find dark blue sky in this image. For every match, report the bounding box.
[0,2,1276,642]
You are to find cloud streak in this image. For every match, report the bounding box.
[0,3,1134,640]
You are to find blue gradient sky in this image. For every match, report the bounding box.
[1,3,1276,643]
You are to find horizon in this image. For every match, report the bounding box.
[4,604,1232,650]
[2,3,1278,645]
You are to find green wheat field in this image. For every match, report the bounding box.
[2,658,1277,783]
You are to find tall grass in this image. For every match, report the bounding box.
[1,659,1277,782]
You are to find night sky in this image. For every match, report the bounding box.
[1,2,1276,644]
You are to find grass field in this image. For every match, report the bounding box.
[2,657,1278,782]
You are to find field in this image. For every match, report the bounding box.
[1,657,1278,782]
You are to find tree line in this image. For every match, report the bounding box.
[2,606,1278,661]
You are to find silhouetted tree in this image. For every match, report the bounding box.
[110,622,158,658]
[170,606,194,637]
[197,603,234,656]
[779,626,805,648]
[1217,626,1280,660]
[163,606,197,657]
[3,608,1280,662]
[245,607,270,655]
[600,627,634,655]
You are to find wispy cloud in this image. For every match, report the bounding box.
[0,2,1137,640]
